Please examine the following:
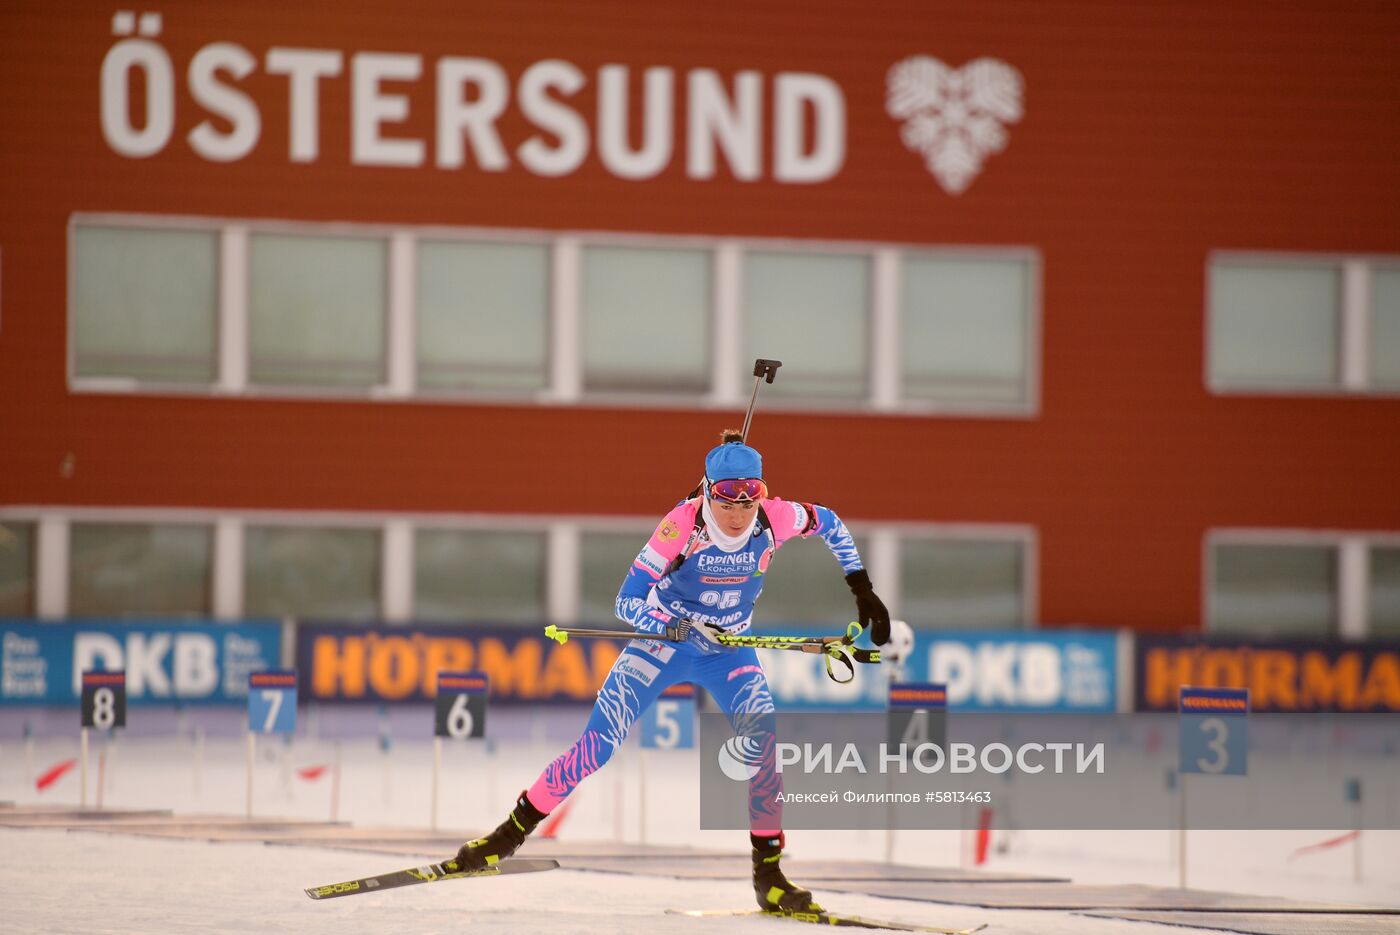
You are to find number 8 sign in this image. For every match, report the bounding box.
[435,671,488,739]
[81,671,126,729]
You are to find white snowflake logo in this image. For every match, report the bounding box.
[886,56,1025,195]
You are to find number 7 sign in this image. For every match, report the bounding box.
[248,671,298,735]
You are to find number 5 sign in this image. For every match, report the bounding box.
[1179,687,1249,776]
[434,671,488,739]
[641,683,696,749]
[248,671,298,735]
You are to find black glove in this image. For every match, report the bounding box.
[844,569,890,646]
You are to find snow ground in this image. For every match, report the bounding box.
[3,729,1399,933]
[1,828,1016,935]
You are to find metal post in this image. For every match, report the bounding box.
[331,741,342,823]
[193,727,204,799]
[96,747,106,811]
[246,731,255,819]
[79,727,88,809]
[638,748,648,846]
[1178,774,1188,889]
[1348,778,1363,883]
[431,736,442,831]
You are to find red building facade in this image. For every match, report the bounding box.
[2,1,1398,632]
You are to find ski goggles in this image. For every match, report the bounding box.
[707,477,768,503]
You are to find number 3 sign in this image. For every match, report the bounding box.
[1179,687,1249,776]
[435,671,488,739]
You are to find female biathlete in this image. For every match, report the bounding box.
[452,432,891,912]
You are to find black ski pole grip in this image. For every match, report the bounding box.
[752,359,783,383]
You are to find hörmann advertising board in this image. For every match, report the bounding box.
[1136,636,1400,713]
[296,623,623,704]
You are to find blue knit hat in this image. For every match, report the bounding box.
[705,441,763,482]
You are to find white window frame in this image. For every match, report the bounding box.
[885,521,1039,629]
[572,232,722,404]
[891,245,1042,416]
[1205,251,1400,398]
[1204,528,1400,640]
[67,214,226,394]
[412,226,557,401]
[68,212,1042,417]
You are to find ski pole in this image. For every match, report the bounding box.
[542,621,879,683]
[686,358,783,500]
[740,358,782,442]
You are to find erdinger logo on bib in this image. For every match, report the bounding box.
[697,551,757,573]
[885,55,1024,195]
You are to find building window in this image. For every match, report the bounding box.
[248,233,387,387]
[69,522,212,616]
[71,213,1040,416]
[582,245,711,394]
[1371,267,1400,389]
[71,225,218,383]
[901,255,1031,405]
[1371,545,1400,638]
[754,534,868,626]
[744,251,870,399]
[0,521,36,616]
[417,240,549,392]
[1208,255,1400,394]
[245,526,379,619]
[1209,543,1337,637]
[900,536,1027,629]
[1209,261,1340,389]
[579,530,651,624]
[414,528,546,624]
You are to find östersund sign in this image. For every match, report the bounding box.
[99,14,1023,193]
[100,12,845,183]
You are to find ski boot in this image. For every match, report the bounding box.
[450,790,548,872]
[751,832,821,912]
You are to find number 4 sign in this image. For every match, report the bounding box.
[248,671,298,735]
[434,672,488,739]
[1179,687,1249,776]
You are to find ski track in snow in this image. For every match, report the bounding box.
[0,828,1165,935]
[3,734,1399,933]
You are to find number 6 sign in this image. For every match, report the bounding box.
[430,671,489,830]
[434,671,488,739]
